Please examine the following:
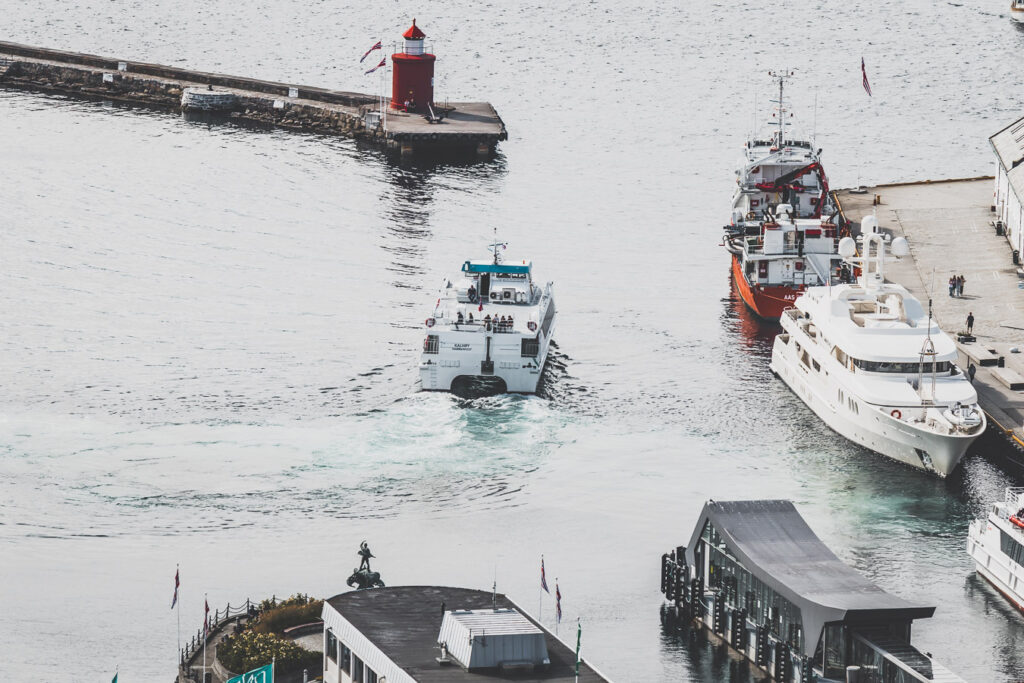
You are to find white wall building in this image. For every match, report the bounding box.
[320,586,609,683]
[991,114,1024,259]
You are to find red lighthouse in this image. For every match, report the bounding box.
[390,19,435,113]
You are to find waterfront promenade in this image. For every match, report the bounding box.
[836,179,1024,466]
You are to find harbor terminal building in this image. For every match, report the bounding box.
[320,586,608,683]
[661,500,965,682]
[992,113,1024,261]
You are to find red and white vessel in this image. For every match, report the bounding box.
[724,71,845,321]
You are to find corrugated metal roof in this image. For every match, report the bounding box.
[685,500,935,658]
[446,609,543,635]
[991,114,1024,172]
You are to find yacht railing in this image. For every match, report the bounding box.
[1004,487,1024,514]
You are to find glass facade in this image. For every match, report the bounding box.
[699,520,804,652]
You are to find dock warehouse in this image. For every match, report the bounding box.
[991,114,1024,259]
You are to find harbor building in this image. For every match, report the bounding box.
[320,586,608,683]
[991,114,1024,259]
[661,500,965,682]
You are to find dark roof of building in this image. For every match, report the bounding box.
[685,500,935,657]
[325,586,608,683]
[403,19,427,40]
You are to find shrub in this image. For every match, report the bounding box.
[218,630,321,676]
[251,598,324,635]
[259,593,316,611]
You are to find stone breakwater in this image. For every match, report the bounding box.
[0,41,507,155]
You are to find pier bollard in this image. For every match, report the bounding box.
[845,665,861,683]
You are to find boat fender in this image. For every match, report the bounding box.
[425,318,435,328]
[528,321,538,332]
[891,409,902,420]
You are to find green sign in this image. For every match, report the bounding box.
[226,663,273,683]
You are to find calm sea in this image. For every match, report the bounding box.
[2,1,1024,681]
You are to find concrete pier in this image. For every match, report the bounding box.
[836,179,1024,470]
[0,41,507,156]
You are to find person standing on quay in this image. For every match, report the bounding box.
[960,274,966,297]
[967,311,975,334]
[948,276,955,297]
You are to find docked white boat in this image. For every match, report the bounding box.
[770,222,985,476]
[419,245,555,394]
[1012,0,1024,22]
[968,487,1024,611]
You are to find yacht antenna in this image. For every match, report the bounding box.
[489,228,506,265]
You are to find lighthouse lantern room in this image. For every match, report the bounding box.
[391,19,436,113]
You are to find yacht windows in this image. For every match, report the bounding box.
[999,529,1024,567]
[852,359,952,374]
[812,359,821,372]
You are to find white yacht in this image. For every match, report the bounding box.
[419,244,555,394]
[770,221,985,476]
[968,487,1024,611]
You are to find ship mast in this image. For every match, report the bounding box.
[767,69,792,147]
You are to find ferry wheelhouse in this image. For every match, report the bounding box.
[661,499,965,682]
[419,248,555,394]
[725,203,844,321]
[968,487,1024,611]
[770,224,985,476]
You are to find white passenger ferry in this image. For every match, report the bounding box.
[419,245,555,394]
[968,488,1024,611]
[770,222,985,476]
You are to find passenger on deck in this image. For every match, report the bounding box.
[484,314,492,331]
[508,315,514,330]
[468,312,474,324]
[457,312,464,324]
[468,285,477,303]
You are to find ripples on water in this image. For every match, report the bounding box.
[2,1,1024,680]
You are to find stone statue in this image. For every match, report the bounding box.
[347,541,384,590]
[358,541,374,572]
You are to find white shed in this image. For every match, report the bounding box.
[991,114,1024,258]
[437,608,550,670]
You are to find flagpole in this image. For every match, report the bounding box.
[555,578,559,636]
[203,592,207,682]
[176,564,181,670]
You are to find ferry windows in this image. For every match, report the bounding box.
[352,655,364,682]
[812,359,821,372]
[999,529,1024,566]
[366,668,379,683]
[833,347,848,365]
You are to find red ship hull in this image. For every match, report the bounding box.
[730,255,803,321]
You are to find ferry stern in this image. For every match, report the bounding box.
[419,253,555,394]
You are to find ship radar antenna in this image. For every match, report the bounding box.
[489,226,506,265]
[767,69,794,147]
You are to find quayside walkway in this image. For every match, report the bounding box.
[836,179,1024,469]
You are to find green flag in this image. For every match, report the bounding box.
[573,618,581,679]
[226,663,273,683]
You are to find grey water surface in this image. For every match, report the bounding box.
[2,1,1024,681]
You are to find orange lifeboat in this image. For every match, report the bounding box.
[1010,516,1024,530]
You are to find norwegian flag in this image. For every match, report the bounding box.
[555,582,562,623]
[171,566,179,610]
[541,557,550,594]
[365,58,386,75]
[203,597,210,635]
[862,57,872,97]
[360,40,382,63]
